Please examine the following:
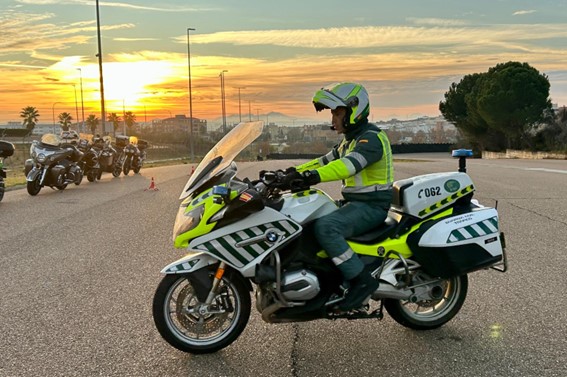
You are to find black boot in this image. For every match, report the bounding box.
[339,271,379,311]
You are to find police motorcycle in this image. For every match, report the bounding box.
[112,135,129,177]
[0,140,15,202]
[152,121,507,354]
[24,133,84,196]
[77,138,101,182]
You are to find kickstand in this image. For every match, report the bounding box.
[371,300,384,320]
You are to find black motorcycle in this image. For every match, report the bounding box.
[77,138,101,182]
[93,136,117,178]
[112,135,129,177]
[122,141,139,176]
[0,140,15,202]
[132,139,148,174]
[24,134,84,196]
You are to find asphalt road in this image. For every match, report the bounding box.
[1,154,566,377]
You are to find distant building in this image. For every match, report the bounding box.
[151,115,206,135]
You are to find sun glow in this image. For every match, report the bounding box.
[100,60,176,106]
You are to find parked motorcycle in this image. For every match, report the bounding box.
[0,140,15,202]
[112,135,129,177]
[152,121,508,354]
[122,136,140,176]
[93,136,116,177]
[24,134,84,196]
[133,139,148,174]
[77,138,101,182]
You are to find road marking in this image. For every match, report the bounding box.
[524,168,567,174]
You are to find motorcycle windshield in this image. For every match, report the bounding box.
[40,133,61,147]
[179,121,264,199]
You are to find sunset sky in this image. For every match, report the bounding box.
[2,0,567,128]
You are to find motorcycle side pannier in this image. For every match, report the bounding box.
[0,141,15,158]
[407,209,504,278]
[115,136,129,148]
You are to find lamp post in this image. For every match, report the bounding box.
[95,0,107,135]
[186,27,196,161]
[76,68,85,132]
[52,102,61,133]
[248,100,252,121]
[73,84,80,131]
[234,86,246,123]
[219,70,228,133]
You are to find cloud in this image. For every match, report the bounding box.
[0,11,134,57]
[114,38,160,42]
[185,24,567,50]
[15,0,219,12]
[513,10,537,15]
[406,17,469,26]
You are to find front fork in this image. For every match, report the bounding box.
[204,262,227,304]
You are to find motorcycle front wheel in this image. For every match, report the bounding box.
[0,179,4,201]
[26,176,42,196]
[87,169,96,182]
[123,157,131,175]
[112,164,121,177]
[153,271,251,354]
[384,274,468,330]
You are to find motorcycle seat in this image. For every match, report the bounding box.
[347,216,398,244]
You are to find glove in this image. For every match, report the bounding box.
[281,170,320,190]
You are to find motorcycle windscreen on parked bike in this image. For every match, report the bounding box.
[40,134,61,147]
[179,121,264,199]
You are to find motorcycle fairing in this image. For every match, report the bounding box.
[173,182,250,248]
[280,188,338,224]
[161,251,219,274]
[188,207,302,277]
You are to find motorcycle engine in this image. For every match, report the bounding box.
[281,269,320,301]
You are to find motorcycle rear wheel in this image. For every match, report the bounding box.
[0,179,4,201]
[384,274,468,330]
[153,271,251,354]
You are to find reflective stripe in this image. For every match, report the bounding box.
[320,150,336,165]
[348,151,368,168]
[342,157,357,176]
[332,248,356,266]
[342,182,393,193]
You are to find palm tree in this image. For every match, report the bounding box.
[107,113,121,134]
[58,112,73,131]
[86,114,99,135]
[124,111,137,135]
[20,106,40,135]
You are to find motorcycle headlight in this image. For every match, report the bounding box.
[37,153,47,163]
[172,204,205,242]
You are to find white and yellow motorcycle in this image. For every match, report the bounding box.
[153,121,507,354]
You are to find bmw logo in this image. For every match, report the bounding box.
[266,231,279,243]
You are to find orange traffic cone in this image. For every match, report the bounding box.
[145,177,159,191]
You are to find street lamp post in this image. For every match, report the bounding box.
[73,84,80,131]
[76,68,85,132]
[219,70,228,133]
[186,27,196,161]
[52,102,61,133]
[234,87,246,123]
[95,0,107,135]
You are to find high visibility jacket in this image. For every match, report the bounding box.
[296,122,393,203]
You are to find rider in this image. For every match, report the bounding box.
[283,82,394,311]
